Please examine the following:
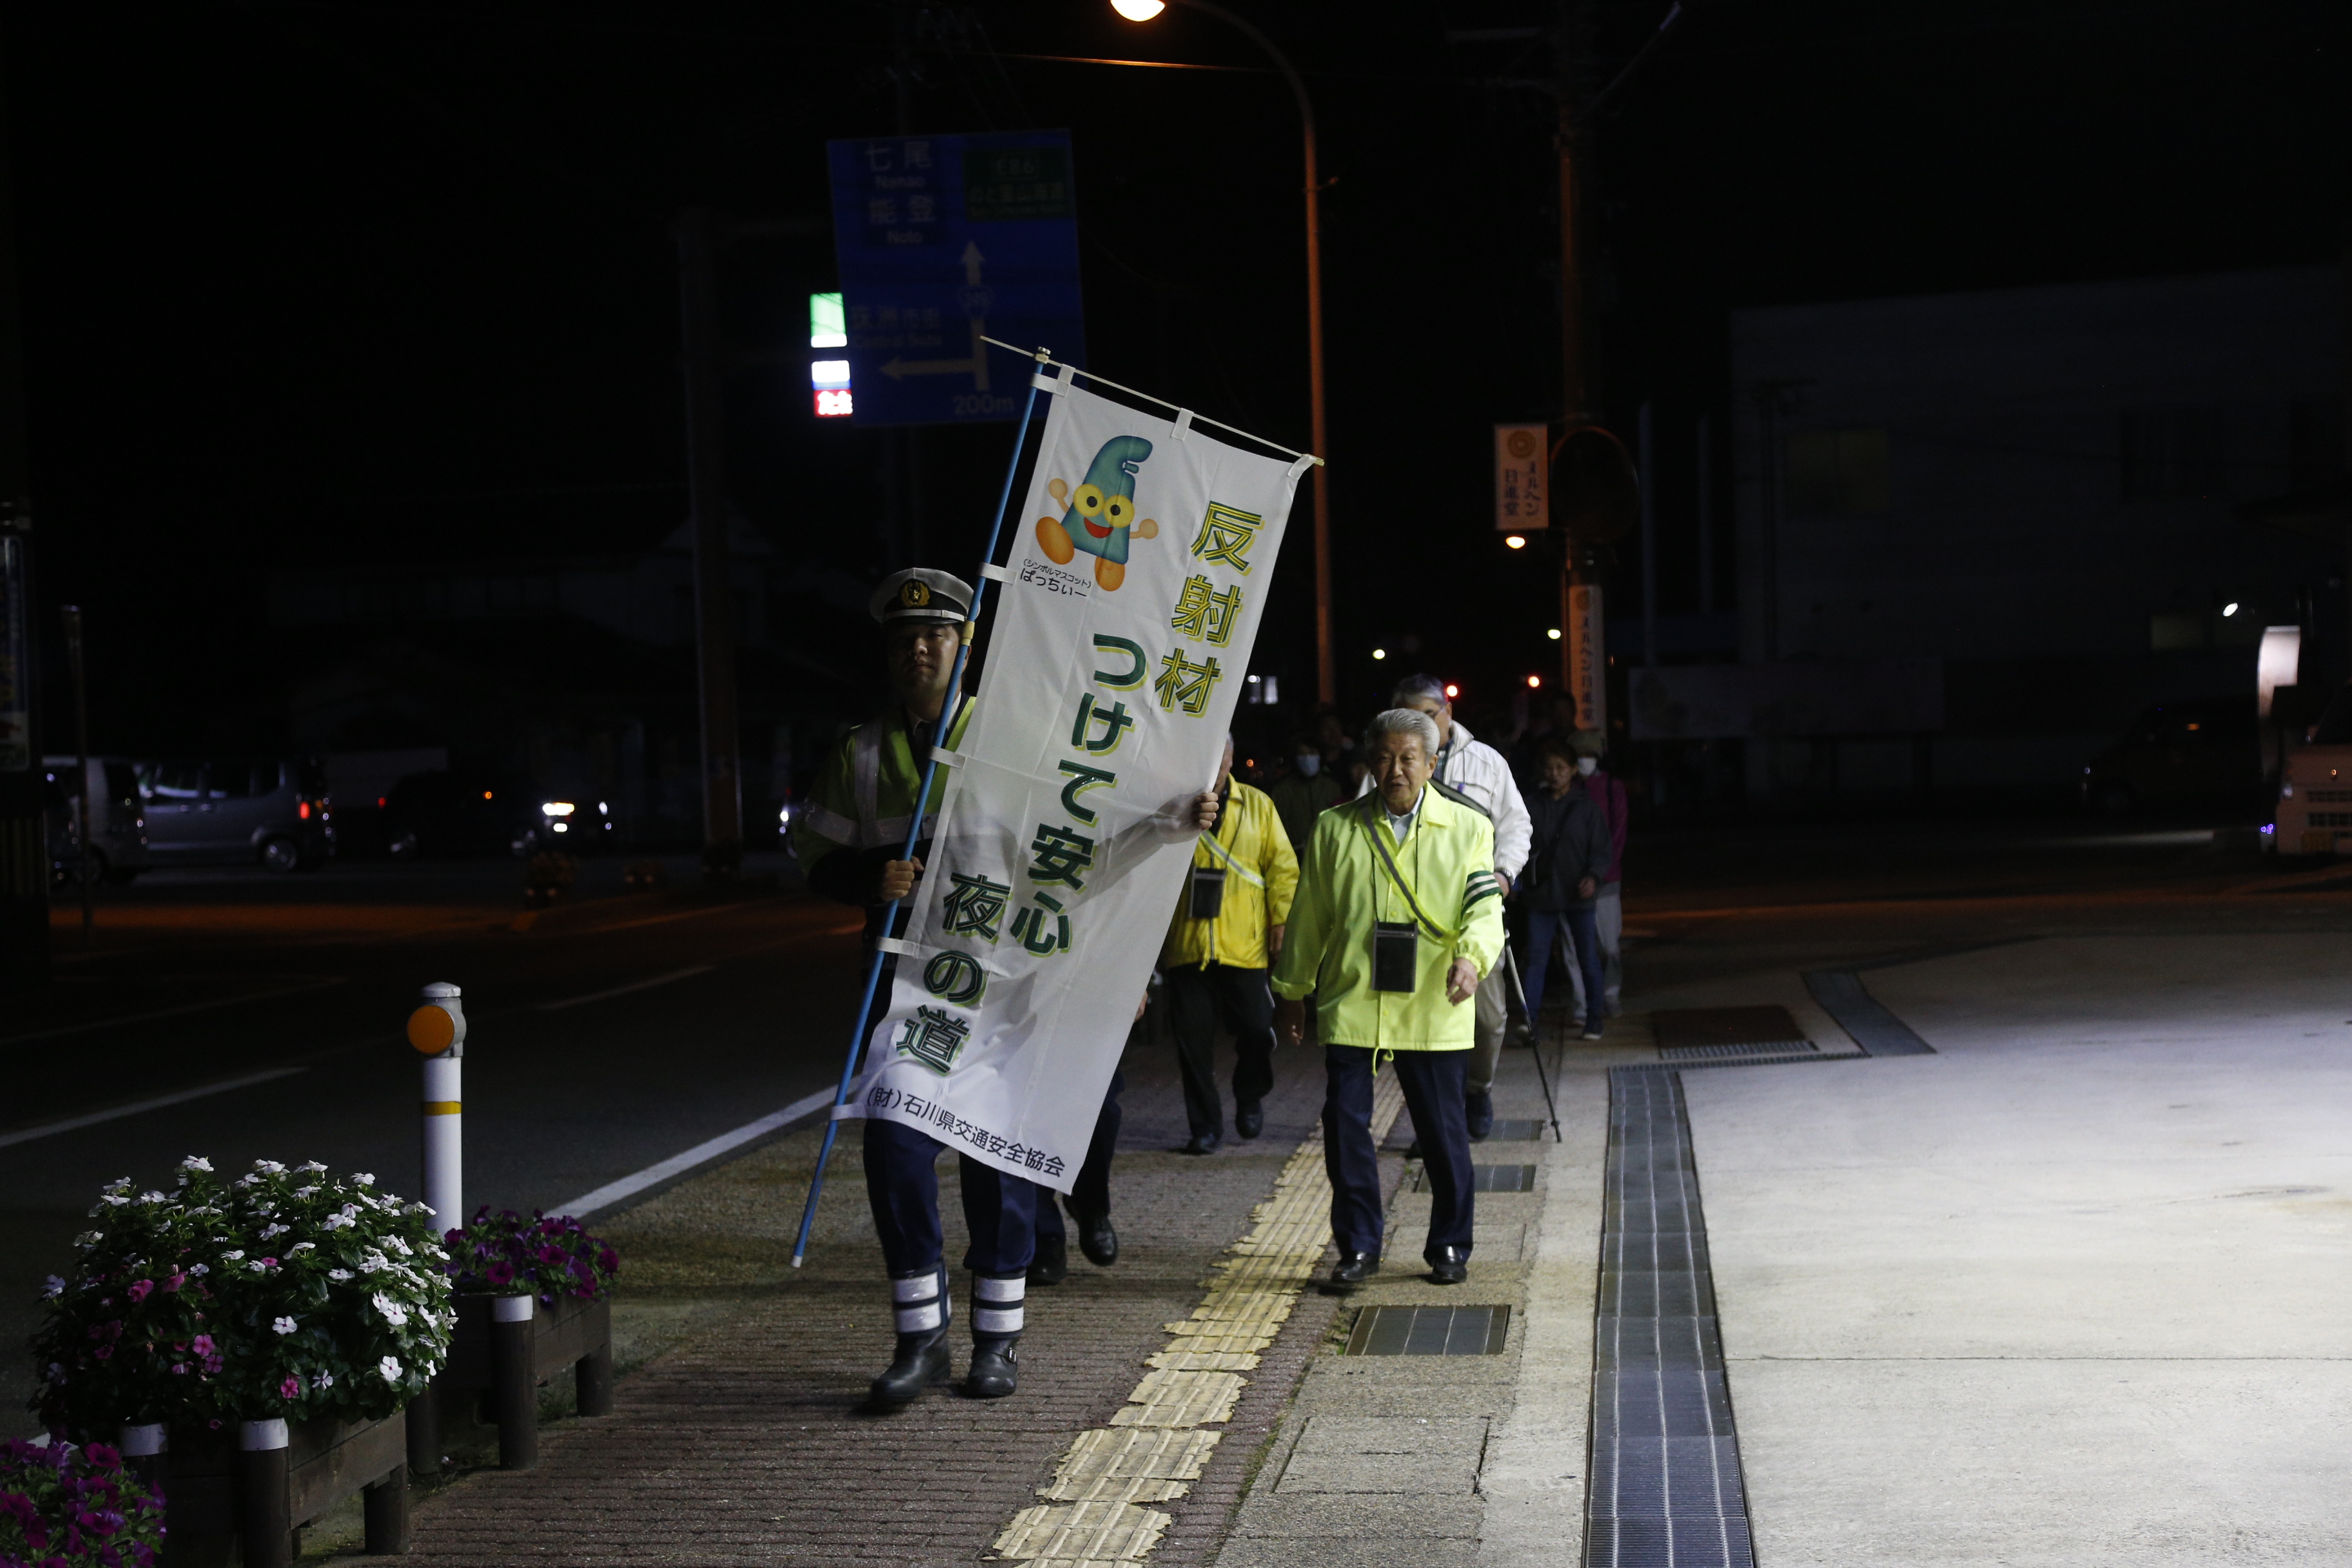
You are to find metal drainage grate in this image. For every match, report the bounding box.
[1660,1040,1818,1061]
[1415,1163,1536,1193]
[1386,1116,1546,1152]
[1346,1304,1511,1356]
[1653,1006,1811,1055]
[1801,970,1937,1056]
[1590,1066,1756,1567]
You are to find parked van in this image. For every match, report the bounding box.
[135,757,335,872]
[41,755,152,885]
[2272,681,2352,857]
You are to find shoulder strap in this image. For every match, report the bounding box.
[1356,795,1453,942]
[1429,777,1489,822]
[1197,829,1267,888]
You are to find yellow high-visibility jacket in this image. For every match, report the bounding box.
[1162,779,1299,972]
[790,699,976,901]
[1271,784,1505,1052]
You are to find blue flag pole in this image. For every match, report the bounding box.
[792,347,1052,1269]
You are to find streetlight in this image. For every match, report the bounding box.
[1113,0,1334,704]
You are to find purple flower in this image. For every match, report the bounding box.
[124,1280,153,1304]
[279,1375,302,1400]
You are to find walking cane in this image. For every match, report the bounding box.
[1498,944,1563,1143]
[790,347,1054,1270]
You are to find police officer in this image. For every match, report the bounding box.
[1274,708,1505,1288]
[791,568,1035,1407]
[793,569,1213,1404]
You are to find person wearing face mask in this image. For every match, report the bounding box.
[1567,729,1629,1021]
[1268,729,1344,855]
[1518,736,1611,1041]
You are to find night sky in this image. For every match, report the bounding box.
[6,0,2345,750]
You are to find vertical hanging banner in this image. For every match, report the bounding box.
[853,373,1307,1193]
[1568,582,1607,734]
[1493,423,1549,532]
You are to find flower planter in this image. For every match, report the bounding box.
[424,1292,612,1471]
[131,1409,408,1567]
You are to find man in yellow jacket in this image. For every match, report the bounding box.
[1162,736,1300,1154]
[1273,708,1505,1288]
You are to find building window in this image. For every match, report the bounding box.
[1783,429,1890,514]
[2121,407,2228,500]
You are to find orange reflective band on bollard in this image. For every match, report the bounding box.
[407,1005,457,1054]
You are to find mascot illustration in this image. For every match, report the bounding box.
[1035,435,1159,591]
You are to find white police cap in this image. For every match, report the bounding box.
[869,568,973,627]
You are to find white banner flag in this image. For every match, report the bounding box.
[851,369,1308,1193]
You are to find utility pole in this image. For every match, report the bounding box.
[61,605,90,946]
[1554,0,1597,727]
[674,209,743,879]
[0,48,45,992]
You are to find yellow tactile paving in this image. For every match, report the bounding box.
[992,1072,1406,1562]
[993,1500,1170,1561]
[1106,1368,1246,1428]
[1044,1429,1223,1504]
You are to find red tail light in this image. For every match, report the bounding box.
[299,801,311,820]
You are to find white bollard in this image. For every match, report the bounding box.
[406,983,467,1233]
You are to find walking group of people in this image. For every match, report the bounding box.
[791,567,1632,1408]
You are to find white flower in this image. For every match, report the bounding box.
[353,1173,375,1187]
[260,1224,288,1239]
[371,1292,410,1328]
[320,1214,350,1231]
[272,1316,298,1335]
[328,1268,355,1282]
[188,1264,210,1277]
[340,1204,360,1219]
[41,1275,64,1298]
[220,1250,246,1262]
[98,1195,130,1208]
[378,1355,402,1384]
[249,1260,270,1273]
[292,1186,320,1200]
[139,1191,166,1204]
[180,1156,214,1173]
[386,1237,413,1257]
[234,1175,260,1188]
[74,1231,103,1248]
[315,1369,335,1388]
[297,1161,327,1173]
[104,1177,132,1193]
[291,1242,316,1253]
[358,1251,388,1274]
[252,1160,286,1175]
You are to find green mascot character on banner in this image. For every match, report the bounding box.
[1035,434,1161,591]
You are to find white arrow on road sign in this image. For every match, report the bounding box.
[881,243,992,389]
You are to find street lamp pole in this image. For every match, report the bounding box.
[1117,0,1333,704]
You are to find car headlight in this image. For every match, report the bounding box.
[543,801,575,817]
[2280,783,2295,799]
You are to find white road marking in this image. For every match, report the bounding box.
[554,1086,840,1219]
[0,1068,308,1150]
[0,977,347,1046]
[534,965,717,1012]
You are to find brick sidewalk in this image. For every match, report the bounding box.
[389,1024,1380,1567]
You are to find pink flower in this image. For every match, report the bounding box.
[259,1257,279,1269]
[279,1376,302,1400]
[93,1345,113,1361]
[171,1364,188,1375]
[190,1335,215,1355]
[126,1280,153,1304]
[162,1273,186,1294]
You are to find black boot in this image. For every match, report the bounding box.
[965,1273,1025,1398]
[1073,1205,1119,1268]
[1028,1230,1068,1287]
[868,1266,952,1408]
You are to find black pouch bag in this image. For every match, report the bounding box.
[1189,863,1228,920]
[1373,920,1420,992]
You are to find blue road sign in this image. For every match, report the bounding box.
[825,130,1086,427]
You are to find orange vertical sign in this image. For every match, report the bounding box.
[1493,424,1549,532]
[1568,582,1605,733]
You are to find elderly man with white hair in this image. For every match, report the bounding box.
[1273,707,1506,1288]
[1359,674,1531,1141]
